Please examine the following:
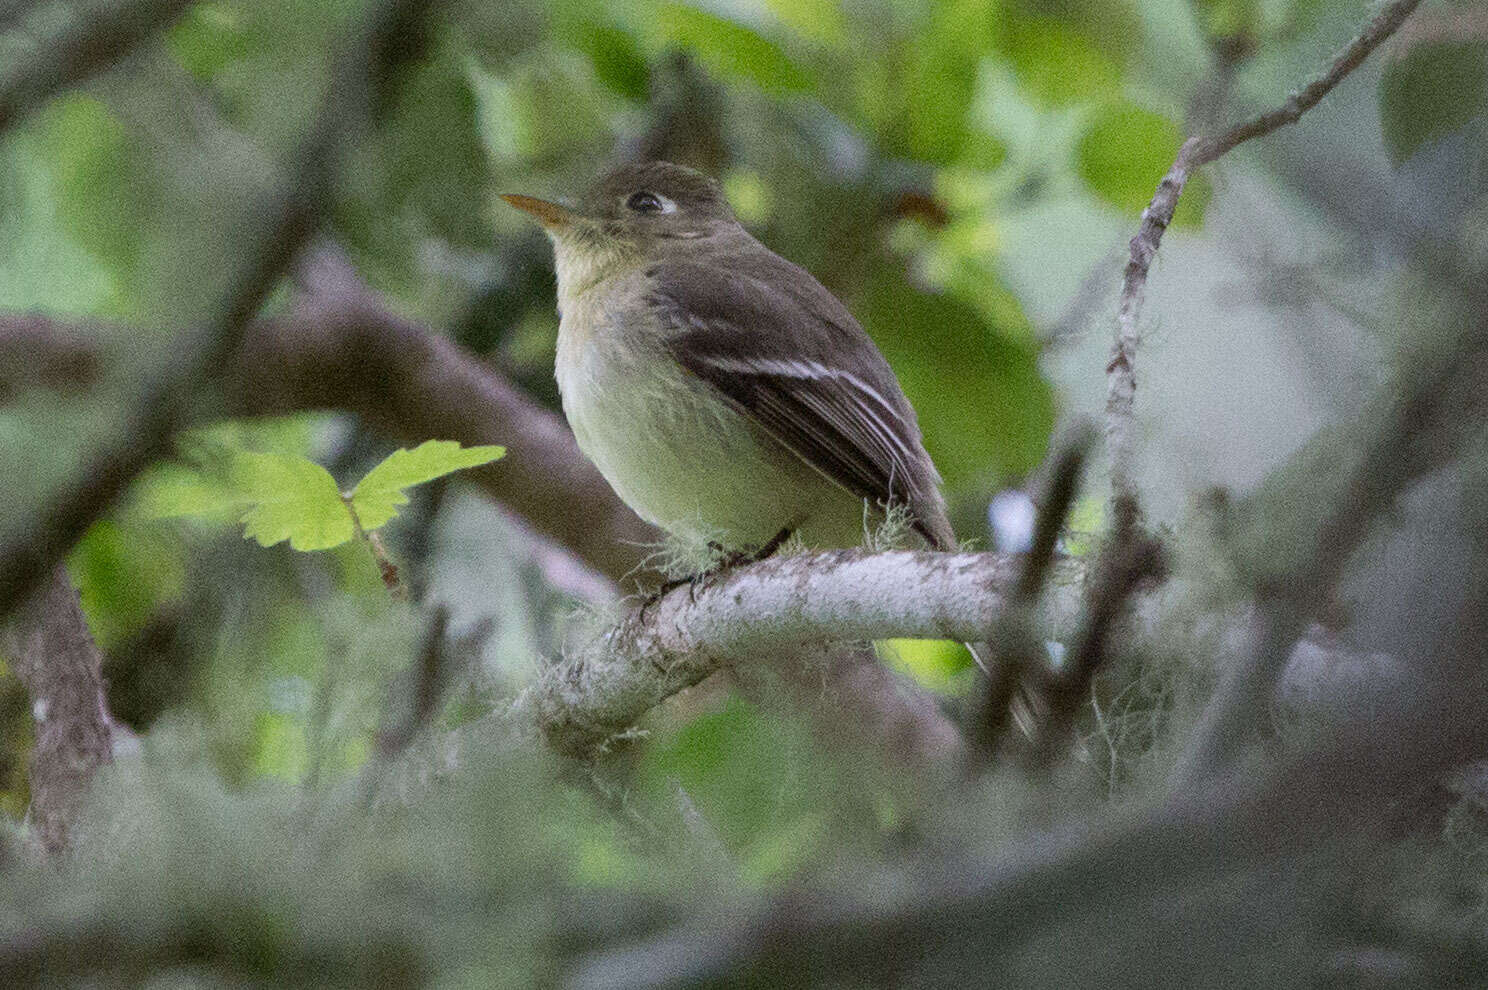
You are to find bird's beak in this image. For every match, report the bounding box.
[500,193,575,229]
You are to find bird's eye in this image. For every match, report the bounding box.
[625,190,665,213]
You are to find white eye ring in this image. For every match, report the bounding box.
[625,190,676,214]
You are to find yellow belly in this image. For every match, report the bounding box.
[556,318,866,551]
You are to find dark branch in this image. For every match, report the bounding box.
[1,566,119,854]
[0,0,200,135]
[973,425,1093,754]
[0,315,99,400]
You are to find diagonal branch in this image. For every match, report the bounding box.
[1105,0,1424,507]
[0,0,438,621]
[0,0,200,134]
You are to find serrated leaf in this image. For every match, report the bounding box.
[1379,41,1488,165]
[349,441,506,530]
[233,453,353,551]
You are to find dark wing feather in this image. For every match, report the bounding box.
[646,254,953,548]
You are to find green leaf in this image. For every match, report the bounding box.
[233,453,353,551]
[1003,16,1124,107]
[860,259,1054,488]
[129,462,249,523]
[70,521,186,650]
[657,4,812,93]
[1063,495,1107,557]
[878,639,976,694]
[763,0,845,45]
[36,95,149,298]
[1077,101,1210,227]
[564,19,651,99]
[1379,41,1488,166]
[639,698,828,878]
[253,711,308,782]
[167,3,263,84]
[889,0,995,165]
[349,441,506,531]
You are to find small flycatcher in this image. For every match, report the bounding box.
[503,161,956,557]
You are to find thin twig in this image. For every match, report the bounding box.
[1105,0,1424,507]
[341,490,408,600]
[972,425,1093,754]
[1033,516,1168,768]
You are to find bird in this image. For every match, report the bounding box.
[502,160,957,565]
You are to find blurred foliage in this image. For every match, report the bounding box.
[1379,38,1488,166]
[1,0,1486,985]
[136,438,504,551]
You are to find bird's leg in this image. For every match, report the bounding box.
[689,527,793,601]
[637,528,795,616]
[749,526,794,564]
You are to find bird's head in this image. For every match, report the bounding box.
[503,161,740,295]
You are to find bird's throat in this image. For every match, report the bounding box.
[550,228,636,319]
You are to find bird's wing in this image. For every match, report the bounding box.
[645,257,951,548]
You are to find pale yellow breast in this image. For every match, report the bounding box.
[554,283,864,550]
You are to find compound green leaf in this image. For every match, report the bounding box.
[233,452,353,551]
[349,441,506,530]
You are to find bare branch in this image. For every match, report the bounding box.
[1,566,119,855]
[1033,520,1167,767]
[516,548,1021,760]
[1106,0,1424,507]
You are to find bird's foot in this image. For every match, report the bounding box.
[638,528,795,615]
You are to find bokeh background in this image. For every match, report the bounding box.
[1,0,1486,985]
